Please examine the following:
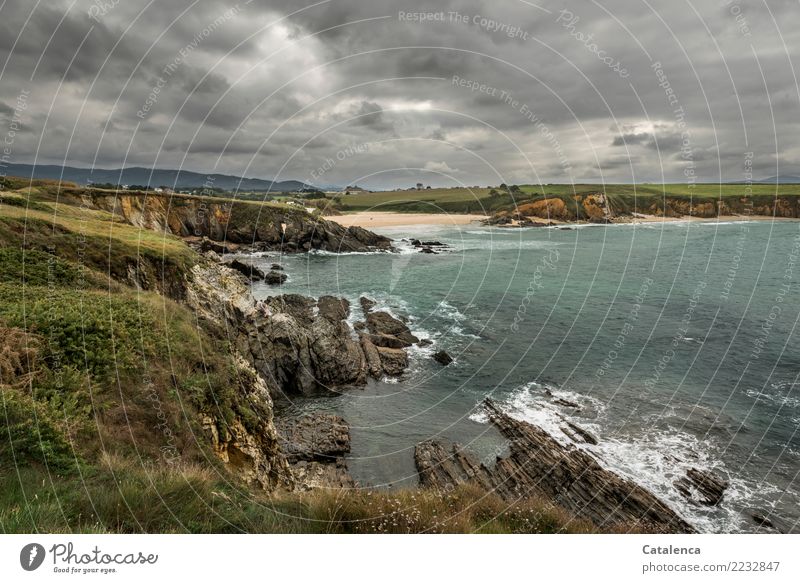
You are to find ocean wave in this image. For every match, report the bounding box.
[471,381,774,533]
[746,381,800,409]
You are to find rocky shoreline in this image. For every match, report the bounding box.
[82,192,752,533]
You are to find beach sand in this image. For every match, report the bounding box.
[329,211,489,228]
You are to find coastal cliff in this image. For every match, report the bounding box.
[487,192,800,224]
[61,187,392,253]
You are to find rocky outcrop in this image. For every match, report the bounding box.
[264,270,287,285]
[226,259,266,281]
[415,399,695,533]
[275,412,350,463]
[674,468,729,506]
[200,354,293,491]
[66,189,393,253]
[275,412,355,490]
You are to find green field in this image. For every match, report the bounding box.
[336,183,800,215]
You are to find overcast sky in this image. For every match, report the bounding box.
[1,0,799,189]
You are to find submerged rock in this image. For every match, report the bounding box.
[359,296,376,315]
[432,350,453,366]
[264,270,287,285]
[674,468,729,506]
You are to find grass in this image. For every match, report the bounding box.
[0,459,606,533]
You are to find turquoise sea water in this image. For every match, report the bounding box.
[251,219,800,533]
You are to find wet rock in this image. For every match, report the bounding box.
[366,311,419,345]
[747,510,787,533]
[414,399,695,533]
[376,346,408,376]
[364,332,411,349]
[264,270,288,285]
[360,334,383,378]
[561,420,598,445]
[359,296,376,315]
[674,468,729,506]
[432,350,453,366]
[417,339,433,347]
[226,259,266,281]
[270,263,284,271]
[553,397,580,409]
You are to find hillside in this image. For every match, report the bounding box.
[2,163,309,192]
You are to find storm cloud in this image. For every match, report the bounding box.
[1,0,798,188]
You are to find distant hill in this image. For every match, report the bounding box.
[1,163,308,192]
[755,175,800,184]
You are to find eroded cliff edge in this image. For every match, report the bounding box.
[62,188,392,253]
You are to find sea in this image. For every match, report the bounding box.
[249,219,800,533]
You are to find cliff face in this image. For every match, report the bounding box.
[66,189,392,252]
[495,194,800,222]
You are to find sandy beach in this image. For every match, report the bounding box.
[329,211,489,228]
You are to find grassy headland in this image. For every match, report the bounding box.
[335,183,800,219]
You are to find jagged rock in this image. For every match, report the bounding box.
[199,236,235,254]
[359,296,376,315]
[414,399,695,533]
[417,339,433,347]
[264,270,287,285]
[376,346,408,376]
[226,259,266,281]
[252,295,367,395]
[317,296,349,321]
[198,354,293,491]
[419,247,437,254]
[366,311,418,345]
[553,397,580,409]
[275,413,350,463]
[360,334,383,378]
[674,468,729,506]
[291,460,356,490]
[432,350,453,365]
[561,420,598,445]
[365,332,412,349]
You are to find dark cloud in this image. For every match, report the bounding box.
[0,0,798,187]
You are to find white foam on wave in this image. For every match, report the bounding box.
[746,381,800,409]
[471,381,771,533]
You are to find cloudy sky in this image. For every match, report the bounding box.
[1,0,798,189]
